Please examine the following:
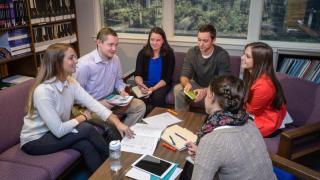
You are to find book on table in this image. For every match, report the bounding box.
[120,123,165,155]
[161,125,197,151]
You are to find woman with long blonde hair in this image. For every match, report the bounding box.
[20,43,134,173]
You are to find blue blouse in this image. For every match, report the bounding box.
[145,56,163,86]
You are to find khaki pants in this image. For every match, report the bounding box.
[72,98,146,127]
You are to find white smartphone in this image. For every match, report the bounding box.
[132,154,175,178]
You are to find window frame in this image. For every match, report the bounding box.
[96,0,320,52]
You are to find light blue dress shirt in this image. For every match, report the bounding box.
[75,49,126,100]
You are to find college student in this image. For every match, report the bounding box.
[184,75,276,180]
[174,24,231,111]
[134,27,175,109]
[242,42,286,137]
[75,27,146,126]
[20,43,134,173]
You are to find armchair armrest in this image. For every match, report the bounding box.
[270,152,320,180]
[278,122,320,159]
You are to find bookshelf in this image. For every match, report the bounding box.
[276,53,320,84]
[0,0,79,86]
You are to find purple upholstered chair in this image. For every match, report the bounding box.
[0,80,80,179]
[264,74,320,154]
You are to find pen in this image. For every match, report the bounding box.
[167,109,178,116]
[169,135,176,145]
[175,132,187,141]
[161,143,177,152]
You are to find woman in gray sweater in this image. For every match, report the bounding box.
[184,75,276,180]
[20,43,134,173]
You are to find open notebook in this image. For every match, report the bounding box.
[161,125,197,151]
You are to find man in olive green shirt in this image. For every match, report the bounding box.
[174,24,231,111]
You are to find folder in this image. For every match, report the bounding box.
[161,125,197,151]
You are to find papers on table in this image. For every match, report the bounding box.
[121,135,158,155]
[161,125,197,151]
[126,166,182,180]
[105,94,133,106]
[130,123,165,139]
[121,123,164,155]
[143,112,182,128]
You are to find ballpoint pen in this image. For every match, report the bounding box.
[175,132,187,141]
[169,135,176,146]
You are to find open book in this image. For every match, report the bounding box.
[105,94,133,106]
[184,90,197,100]
[121,123,165,155]
[161,125,197,151]
[131,86,149,98]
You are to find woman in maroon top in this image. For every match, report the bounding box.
[241,42,286,137]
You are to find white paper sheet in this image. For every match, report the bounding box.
[143,112,182,128]
[130,123,165,139]
[121,135,158,155]
[125,167,182,180]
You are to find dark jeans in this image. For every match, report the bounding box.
[21,122,109,172]
[145,84,171,107]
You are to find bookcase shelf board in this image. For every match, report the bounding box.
[0,0,79,85]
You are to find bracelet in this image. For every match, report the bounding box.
[80,112,88,121]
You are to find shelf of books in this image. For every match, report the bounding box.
[0,0,79,89]
[277,54,320,84]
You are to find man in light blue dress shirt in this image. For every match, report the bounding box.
[75,27,146,126]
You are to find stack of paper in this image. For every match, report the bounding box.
[105,94,133,106]
[143,112,182,128]
[121,123,165,155]
[161,125,197,151]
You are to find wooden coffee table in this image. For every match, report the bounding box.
[89,107,207,180]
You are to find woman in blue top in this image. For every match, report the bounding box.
[134,27,175,108]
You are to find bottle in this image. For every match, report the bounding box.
[109,140,122,172]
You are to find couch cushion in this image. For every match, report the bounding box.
[172,52,186,84]
[230,55,241,77]
[279,77,320,126]
[0,79,35,153]
[0,144,80,179]
[0,160,50,180]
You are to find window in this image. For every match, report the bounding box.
[174,0,250,39]
[100,0,162,34]
[260,0,320,43]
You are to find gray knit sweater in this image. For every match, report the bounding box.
[192,121,276,180]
